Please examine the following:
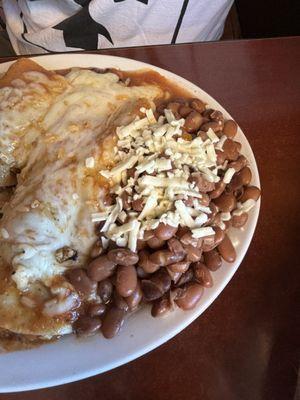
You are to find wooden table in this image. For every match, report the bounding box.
[1,36,299,400]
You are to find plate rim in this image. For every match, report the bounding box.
[0,53,260,393]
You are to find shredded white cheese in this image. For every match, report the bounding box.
[191,227,215,238]
[232,199,256,216]
[85,156,95,168]
[93,107,256,252]
[0,228,9,239]
[223,167,236,184]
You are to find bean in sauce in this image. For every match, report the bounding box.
[116,265,137,297]
[231,212,248,228]
[217,234,236,263]
[74,316,101,337]
[101,307,125,339]
[223,120,238,138]
[151,296,172,317]
[203,249,222,271]
[213,192,236,213]
[107,248,139,266]
[87,256,116,282]
[66,268,97,298]
[125,281,143,311]
[193,262,213,288]
[98,279,113,304]
[154,223,177,241]
[240,186,261,202]
[175,283,204,310]
[184,111,203,133]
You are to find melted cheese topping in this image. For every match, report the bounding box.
[0,68,162,290]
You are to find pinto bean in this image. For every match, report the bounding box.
[66,268,97,299]
[202,235,216,252]
[240,186,261,202]
[231,212,248,228]
[90,239,103,258]
[213,226,225,246]
[202,227,225,252]
[154,223,177,241]
[216,149,227,165]
[113,292,129,312]
[184,111,203,133]
[138,249,160,273]
[116,265,137,297]
[229,167,252,191]
[223,139,240,161]
[228,155,247,172]
[213,192,236,213]
[234,186,245,201]
[190,98,206,113]
[136,266,150,279]
[175,283,203,310]
[210,110,224,122]
[151,296,172,317]
[201,121,222,133]
[136,239,147,251]
[107,248,139,266]
[87,256,116,282]
[101,307,125,338]
[149,250,185,267]
[87,302,106,317]
[167,237,185,254]
[74,316,101,337]
[167,101,181,118]
[189,172,215,193]
[193,262,213,287]
[217,234,236,263]
[97,279,113,304]
[183,245,202,262]
[125,281,142,311]
[209,180,226,199]
[179,105,193,117]
[202,108,213,118]
[223,120,238,138]
[103,193,116,207]
[176,225,190,239]
[180,232,200,247]
[223,220,232,231]
[203,249,222,271]
[147,236,166,250]
[175,268,194,287]
[167,268,182,283]
[141,270,171,301]
[204,205,219,228]
[143,230,154,240]
[168,260,190,273]
[172,97,188,105]
[132,198,144,211]
[197,130,208,141]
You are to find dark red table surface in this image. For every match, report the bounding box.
[0,37,299,400]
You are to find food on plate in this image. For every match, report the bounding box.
[0,59,260,347]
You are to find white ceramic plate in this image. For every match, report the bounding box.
[0,54,260,392]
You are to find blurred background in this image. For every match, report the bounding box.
[221,0,299,40]
[0,0,299,56]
